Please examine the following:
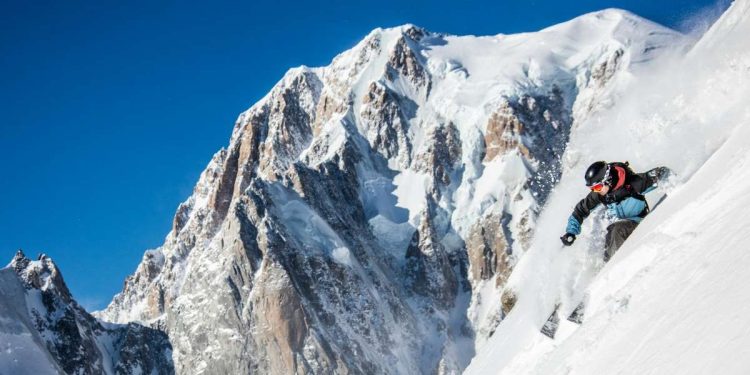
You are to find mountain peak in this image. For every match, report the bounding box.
[573,7,652,25]
[10,248,28,267]
[397,23,428,40]
[542,7,681,39]
[367,23,428,38]
[590,7,637,19]
[7,251,73,304]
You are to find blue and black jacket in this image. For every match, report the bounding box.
[566,163,668,235]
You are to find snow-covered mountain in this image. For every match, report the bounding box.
[466,0,750,374]
[0,251,174,374]
[85,8,694,375]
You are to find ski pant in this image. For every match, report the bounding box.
[603,220,638,262]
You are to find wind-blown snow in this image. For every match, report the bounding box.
[466,1,750,374]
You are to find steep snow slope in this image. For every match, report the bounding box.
[466,0,750,373]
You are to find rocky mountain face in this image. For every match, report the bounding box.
[96,9,686,374]
[0,250,173,375]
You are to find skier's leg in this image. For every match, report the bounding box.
[603,220,638,261]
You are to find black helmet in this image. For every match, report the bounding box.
[584,161,609,186]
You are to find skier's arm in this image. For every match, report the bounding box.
[565,192,601,235]
[635,166,671,194]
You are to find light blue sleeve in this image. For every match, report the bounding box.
[607,198,647,220]
[566,215,581,235]
[619,198,647,219]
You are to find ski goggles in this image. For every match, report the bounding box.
[590,182,607,192]
[588,164,611,192]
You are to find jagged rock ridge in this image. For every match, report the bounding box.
[0,250,174,375]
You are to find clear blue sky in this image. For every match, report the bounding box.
[0,0,729,311]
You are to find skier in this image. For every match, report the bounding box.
[560,161,670,261]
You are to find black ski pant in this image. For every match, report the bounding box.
[603,220,638,262]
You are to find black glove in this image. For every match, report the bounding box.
[648,166,671,183]
[560,233,576,246]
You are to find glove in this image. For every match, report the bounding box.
[560,233,576,246]
[649,166,671,181]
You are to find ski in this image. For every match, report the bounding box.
[566,300,586,324]
[541,303,561,338]
[651,193,668,211]
[541,298,587,339]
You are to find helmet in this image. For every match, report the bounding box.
[584,161,609,186]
